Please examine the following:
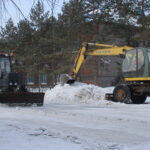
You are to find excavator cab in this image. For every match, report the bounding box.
[122,48,150,78]
[111,47,150,104]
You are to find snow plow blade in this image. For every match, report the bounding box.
[0,92,44,106]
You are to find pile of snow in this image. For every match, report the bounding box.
[44,82,114,104]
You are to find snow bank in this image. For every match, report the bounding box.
[44,82,114,104]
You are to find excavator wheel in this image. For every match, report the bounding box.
[113,85,132,104]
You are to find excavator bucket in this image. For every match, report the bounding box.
[0,92,44,106]
[60,74,75,86]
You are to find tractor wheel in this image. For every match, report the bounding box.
[113,85,132,104]
[131,94,147,104]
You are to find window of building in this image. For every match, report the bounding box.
[40,73,47,85]
[27,74,34,85]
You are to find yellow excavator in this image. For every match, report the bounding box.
[61,42,150,104]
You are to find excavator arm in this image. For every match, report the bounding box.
[71,42,133,79]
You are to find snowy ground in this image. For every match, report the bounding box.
[1,82,150,150]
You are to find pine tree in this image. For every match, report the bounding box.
[0,18,17,51]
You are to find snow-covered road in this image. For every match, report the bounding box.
[1,83,150,150]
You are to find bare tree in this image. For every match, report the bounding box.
[0,0,26,18]
[0,0,59,23]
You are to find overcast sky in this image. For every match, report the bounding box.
[0,0,69,27]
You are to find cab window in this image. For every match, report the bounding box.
[0,56,11,73]
[122,48,144,72]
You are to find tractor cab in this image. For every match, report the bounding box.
[0,54,11,90]
[0,54,11,73]
[0,53,44,105]
[122,47,150,79]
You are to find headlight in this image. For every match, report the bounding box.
[9,82,13,85]
[14,82,18,86]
